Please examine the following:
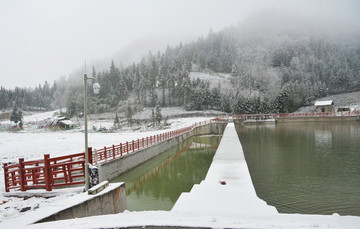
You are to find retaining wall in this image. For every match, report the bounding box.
[98,122,227,182]
[34,182,126,224]
[276,115,359,123]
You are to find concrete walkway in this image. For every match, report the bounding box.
[172,123,277,216]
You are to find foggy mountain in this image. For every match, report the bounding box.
[1,10,359,116]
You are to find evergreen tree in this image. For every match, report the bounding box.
[155,103,162,124]
[126,103,133,126]
[114,112,119,129]
[10,104,23,127]
[151,109,155,125]
[0,87,8,110]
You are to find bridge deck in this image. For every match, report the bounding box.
[172,123,277,216]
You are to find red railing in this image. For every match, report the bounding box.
[3,119,219,192]
[4,153,85,192]
[90,122,218,165]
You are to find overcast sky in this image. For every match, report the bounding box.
[0,0,359,89]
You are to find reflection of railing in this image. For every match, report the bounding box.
[190,142,217,149]
[3,118,219,192]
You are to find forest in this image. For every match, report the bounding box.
[1,20,360,117]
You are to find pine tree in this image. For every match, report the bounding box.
[10,103,23,127]
[151,109,155,125]
[155,104,162,124]
[114,112,119,129]
[0,87,8,110]
[126,104,133,126]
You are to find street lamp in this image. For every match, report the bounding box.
[84,72,100,191]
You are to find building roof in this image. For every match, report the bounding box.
[59,119,74,125]
[314,100,334,106]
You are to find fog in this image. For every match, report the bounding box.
[0,0,359,89]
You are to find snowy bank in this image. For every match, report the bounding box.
[0,113,217,224]
[22,210,360,229]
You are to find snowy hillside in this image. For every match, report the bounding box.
[189,72,234,92]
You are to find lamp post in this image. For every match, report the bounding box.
[84,73,100,191]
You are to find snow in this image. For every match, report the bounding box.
[0,109,217,225]
[132,106,226,120]
[1,111,360,228]
[189,72,235,92]
[314,100,334,106]
[173,123,277,216]
[4,123,359,228]
[0,183,124,227]
[298,91,360,113]
[20,211,360,229]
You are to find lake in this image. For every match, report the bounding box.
[111,135,222,211]
[237,121,360,216]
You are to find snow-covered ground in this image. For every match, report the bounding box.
[0,109,217,224]
[1,109,360,228]
[189,72,235,92]
[132,106,226,120]
[1,122,359,228]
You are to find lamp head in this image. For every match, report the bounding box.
[93,83,100,94]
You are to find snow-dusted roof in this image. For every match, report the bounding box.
[314,100,333,106]
[59,119,74,125]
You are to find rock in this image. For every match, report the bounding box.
[20,206,31,212]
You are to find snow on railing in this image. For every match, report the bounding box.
[3,118,219,192]
[90,118,220,165]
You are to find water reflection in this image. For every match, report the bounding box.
[237,122,360,216]
[111,135,221,211]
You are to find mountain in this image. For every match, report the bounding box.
[2,11,360,116]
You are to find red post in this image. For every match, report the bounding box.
[120,143,123,156]
[137,139,140,150]
[44,154,52,191]
[104,147,107,160]
[4,163,9,192]
[132,140,135,152]
[88,147,93,165]
[18,158,26,191]
[126,141,129,154]
[146,137,148,147]
[113,145,116,159]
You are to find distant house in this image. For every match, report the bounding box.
[51,117,74,129]
[314,100,334,113]
[337,107,350,112]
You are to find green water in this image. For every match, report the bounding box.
[111,135,222,211]
[237,122,360,216]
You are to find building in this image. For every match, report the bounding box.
[314,100,334,113]
[337,107,350,112]
[50,116,75,129]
